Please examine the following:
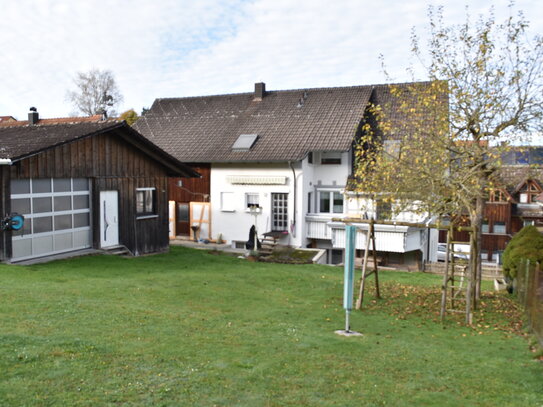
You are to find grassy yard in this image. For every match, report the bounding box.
[0,247,541,406]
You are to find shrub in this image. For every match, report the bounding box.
[502,225,543,279]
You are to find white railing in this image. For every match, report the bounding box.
[305,215,334,239]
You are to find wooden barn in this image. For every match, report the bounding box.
[0,112,198,263]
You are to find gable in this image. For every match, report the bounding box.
[514,179,543,204]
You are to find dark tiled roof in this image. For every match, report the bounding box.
[0,120,199,177]
[0,120,121,161]
[496,166,543,190]
[135,84,380,162]
[0,115,104,127]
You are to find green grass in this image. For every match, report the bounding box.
[0,247,541,406]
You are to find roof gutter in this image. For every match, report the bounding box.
[0,159,12,165]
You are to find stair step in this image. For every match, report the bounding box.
[102,245,132,256]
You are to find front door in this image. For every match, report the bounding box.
[176,202,190,236]
[100,191,119,247]
[271,193,288,232]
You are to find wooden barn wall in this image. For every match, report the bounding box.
[484,202,512,230]
[481,234,510,253]
[92,177,169,255]
[10,132,167,179]
[9,131,172,256]
[168,164,210,202]
[0,166,11,261]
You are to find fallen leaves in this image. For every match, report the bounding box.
[360,281,525,336]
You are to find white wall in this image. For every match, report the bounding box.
[210,150,352,249]
[211,162,304,247]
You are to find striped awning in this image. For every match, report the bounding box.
[227,175,287,185]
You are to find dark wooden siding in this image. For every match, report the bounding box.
[92,176,169,255]
[439,202,514,260]
[0,166,11,261]
[168,164,210,202]
[11,131,167,179]
[8,130,172,257]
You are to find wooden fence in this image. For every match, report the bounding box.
[515,260,543,346]
[424,262,503,280]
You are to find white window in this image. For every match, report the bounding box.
[245,193,260,209]
[524,220,535,227]
[221,192,235,212]
[318,191,343,214]
[520,193,528,203]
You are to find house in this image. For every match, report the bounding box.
[0,116,16,124]
[442,148,543,262]
[134,82,442,267]
[0,109,198,263]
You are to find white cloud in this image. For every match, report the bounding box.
[0,0,541,119]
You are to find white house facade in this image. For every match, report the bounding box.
[135,81,442,268]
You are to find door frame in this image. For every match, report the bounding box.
[99,190,119,248]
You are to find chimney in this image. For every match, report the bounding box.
[254,82,266,101]
[28,107,39,125]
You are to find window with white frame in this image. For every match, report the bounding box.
[221,192,235,212]
[136,188,156,216]
[318,191,343,214]
[245,193,260,209]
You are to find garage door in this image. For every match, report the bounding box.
[11,178,92,261]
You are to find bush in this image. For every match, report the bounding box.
[502,225,543,279]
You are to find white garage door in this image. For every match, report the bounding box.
[11,178,92,261]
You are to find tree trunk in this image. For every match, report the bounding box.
[471,195,485,302]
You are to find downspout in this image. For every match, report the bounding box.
[288,161,297,238]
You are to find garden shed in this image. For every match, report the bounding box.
[0,112,198,262]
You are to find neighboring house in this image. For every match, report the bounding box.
[0,109,198,263]
[0,116,16,124]
[442,149,543,262]
[134,82,441,268]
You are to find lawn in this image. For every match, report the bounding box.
[0,246,541,406]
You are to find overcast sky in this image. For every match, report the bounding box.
[0,0,541,120]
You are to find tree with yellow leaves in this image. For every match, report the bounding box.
[352,4,543,299]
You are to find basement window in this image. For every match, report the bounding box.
[136,188,156,217]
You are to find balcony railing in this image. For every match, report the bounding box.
[305,214,335,239]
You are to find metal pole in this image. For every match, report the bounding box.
[345,310,351,332]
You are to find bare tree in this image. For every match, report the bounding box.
[66,69,123,117]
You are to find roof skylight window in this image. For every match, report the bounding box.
[232,134,258,151]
